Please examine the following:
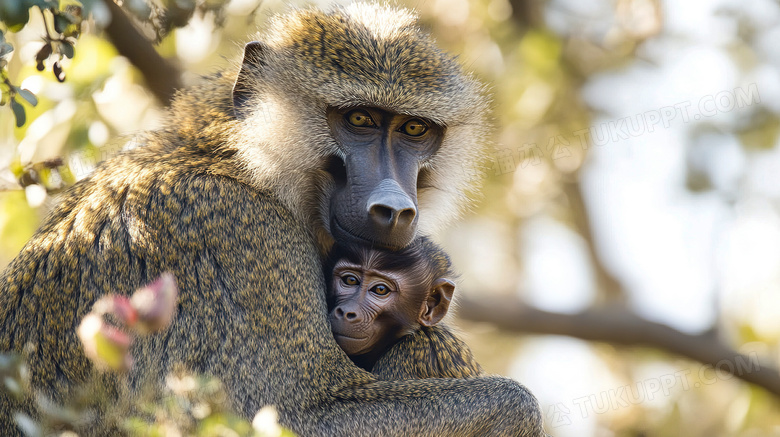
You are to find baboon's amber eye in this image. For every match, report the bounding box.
[346,110,375,127]
[342,275,359,286]
[371,284,391,296]
[400,119,427,136]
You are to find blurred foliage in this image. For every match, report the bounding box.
[0,0,84,127]
[1,350,294,437]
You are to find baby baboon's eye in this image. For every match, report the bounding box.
[346,110,375,127]
[371,284,391,296]
[400,119,427,136]
[342,274,359,286]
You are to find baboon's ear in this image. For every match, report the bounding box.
[419,278,455,327]
[233,41,269,119]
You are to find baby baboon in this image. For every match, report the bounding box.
[326,237,481,378]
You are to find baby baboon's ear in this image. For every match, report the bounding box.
[232,41,270,119]
[419,278,455,327]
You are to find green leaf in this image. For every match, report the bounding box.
[17,89,38,107]
[0,42,12,57]
[0,2,31,32]
[10,99,26,127]
[53,13,68,33]
[60,40,74,59]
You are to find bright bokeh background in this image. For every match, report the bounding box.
[2,0,780,435]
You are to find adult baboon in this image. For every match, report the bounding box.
[0,4,543,436]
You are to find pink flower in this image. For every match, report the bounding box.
[76,314,132,372]
[131,273,178,334]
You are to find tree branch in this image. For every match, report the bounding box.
[458,297,780,398]
[102,0,183,105]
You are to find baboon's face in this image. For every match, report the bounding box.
[327,257,425,356]
[325,106,444,250]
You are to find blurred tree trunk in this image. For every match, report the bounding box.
[102,0,182,105]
